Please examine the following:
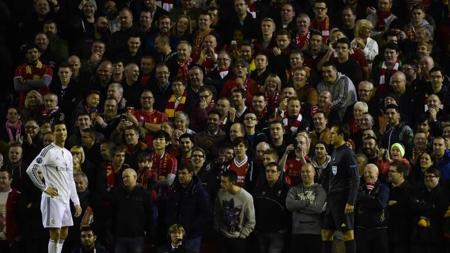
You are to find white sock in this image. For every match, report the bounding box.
[56,239,65,253]
[48,239,58,253]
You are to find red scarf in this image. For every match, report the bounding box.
[165,91,187,118]
[294,31,310,49]
[253,107,268,121]
[177,58,192,81]
[376,11,392,31]
[5,120,22,142]
[283,113,303,134]
[265,91,280,113]
[105,163,116,189]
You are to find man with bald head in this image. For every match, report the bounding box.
[112,168,155,253]
[89,60,113,98]
[389,71,415,124]
[123,63,142,107]
[418,56,434,81]
[317,90,340,125]
[357,81,379,117]
[355,164,389,253]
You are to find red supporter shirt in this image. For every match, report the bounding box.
[14,61,53,106]
[284,158,305,187]
[132,109,168,124]
[149,152,178,178]
[229,157,250,187]
[132,109,168,145]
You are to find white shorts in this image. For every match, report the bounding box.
[40,195,74,228]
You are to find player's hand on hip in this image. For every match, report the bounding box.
[44,186,59,197]
[74,205,83,218]
[344,203,354,214]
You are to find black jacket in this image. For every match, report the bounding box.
[111,185,155,238]
[253,177,289,233]
[410,184,449,243]
[356,181,390,229]
[387,181,414,243]
[164,176,212,239]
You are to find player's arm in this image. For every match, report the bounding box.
[67,154,82,216]
[346,150,360,207]
[26,153,48,192]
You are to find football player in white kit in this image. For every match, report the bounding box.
[26,122,82,253]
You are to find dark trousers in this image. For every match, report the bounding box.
[256,231,286,253]
[411,243,442,253]
[0,240,23,253]
[389,242,409,253]
[290,234,321,253]
[114,237,145,253]
[219,235,246,253]
[356,228,388,253]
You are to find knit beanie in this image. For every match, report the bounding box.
[390,143,405,158]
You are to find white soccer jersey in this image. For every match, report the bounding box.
[26,143,80,206]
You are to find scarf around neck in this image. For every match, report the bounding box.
[376,11,392,31]
[283,113,303,134]
[379,61,399,86]
[165,91,187,118]
[6,120,22,142]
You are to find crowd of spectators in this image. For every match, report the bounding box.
[0,0,450,252]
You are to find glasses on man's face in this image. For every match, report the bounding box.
[199,94,210,99]
[192,154,205,158]
[425,174,437,178]
[26,125,38,129]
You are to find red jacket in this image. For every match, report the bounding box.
[5,189,21,241]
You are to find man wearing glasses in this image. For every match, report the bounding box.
[387,160,413,253]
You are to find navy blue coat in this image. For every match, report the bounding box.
[164,176,212,239]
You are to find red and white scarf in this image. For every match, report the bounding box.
[379,61,399,86]
[5,120,22,142]
[294,31,310,49]
[283,114,303,134]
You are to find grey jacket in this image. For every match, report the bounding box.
[286,183,327,235]
[317,73,357,120]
